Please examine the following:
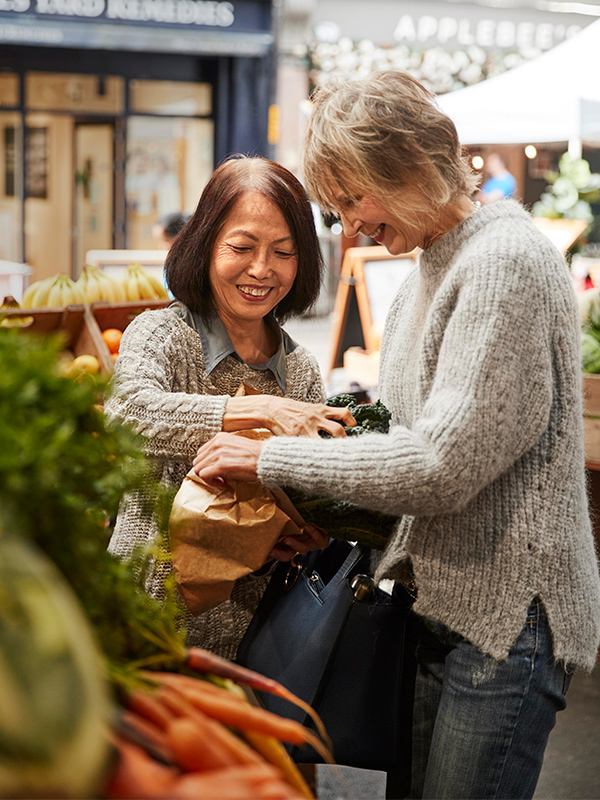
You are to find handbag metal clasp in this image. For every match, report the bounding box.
[284,554,302,591]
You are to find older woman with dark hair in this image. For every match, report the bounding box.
[192,73,600,797]
[106,155,353,659]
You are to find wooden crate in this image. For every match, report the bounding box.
[90,299,171,373]
[0,304,112,374]
[90,299,170,334]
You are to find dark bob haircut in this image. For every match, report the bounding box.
[165,155,324,322]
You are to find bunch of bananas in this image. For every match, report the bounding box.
[122,263,169,301]
[21,264,169,308]
[77,265,126,304]
[21,274,85,309]
[0,295,34,328]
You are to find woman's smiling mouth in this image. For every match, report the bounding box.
[237,285,272,298]
[371,223,385,242]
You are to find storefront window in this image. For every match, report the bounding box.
[126,116,213,249]
[0,112,23,263]
[0,74,20,108]
[130,80,212,116]
[26,72,124,115]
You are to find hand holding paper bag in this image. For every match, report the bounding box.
[169,430,306,616]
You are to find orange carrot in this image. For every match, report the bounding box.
[120,708,172,758]
[169,764,304,800]
[241,730,314,799]
[166,716,238,772]
[158,684,263,767]
[172,682,334,764]
[127,689,175,730]
[143,671,248,702]
[185,648,330,747]
[105,736,178,800]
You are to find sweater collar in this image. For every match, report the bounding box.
[169,302,298,392]
[418,199,531,275]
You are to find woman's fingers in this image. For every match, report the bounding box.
[264,397,356,438]
[192,432,264,482]
[303,523,330,549]
[269,524,330,561]
[268,543,297,562]
[327,406,356,428]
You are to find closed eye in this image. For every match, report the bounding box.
[276,250,296,258]
[230,245,251,253]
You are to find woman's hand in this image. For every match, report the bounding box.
[192,432,264,485]
[223,395,355,439]
[265,397,355,438]
[268,524,330,563]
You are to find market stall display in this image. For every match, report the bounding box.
[1,270,170,376]
[0,327,330,800]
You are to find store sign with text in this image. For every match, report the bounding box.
[0,0,270,30]
[393,14,581,51]
[310,0,593,52]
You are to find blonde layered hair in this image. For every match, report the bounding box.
[302,70,479,215]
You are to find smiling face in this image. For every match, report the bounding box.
[326,179,436,255]
[209,191,298,327]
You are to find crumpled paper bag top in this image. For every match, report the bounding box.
[169,403,305,615]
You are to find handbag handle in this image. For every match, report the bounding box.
[289,542,373,602]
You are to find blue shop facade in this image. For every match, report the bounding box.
[0,0,275,276]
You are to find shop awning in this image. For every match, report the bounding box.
[0,15,273,57]
[436,18,600,146]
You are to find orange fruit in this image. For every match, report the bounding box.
[111,352,119,363]
[102,327,123,354]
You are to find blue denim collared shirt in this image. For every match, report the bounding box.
[169,301,298,393]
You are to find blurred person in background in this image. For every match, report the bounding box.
[152,211,190,249]
[192,72,600,800]
[475,151,517,204]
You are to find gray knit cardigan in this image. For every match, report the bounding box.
[258,200,600,670]
[105,308,325,659]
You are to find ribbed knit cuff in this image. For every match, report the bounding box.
[258,435,332,493]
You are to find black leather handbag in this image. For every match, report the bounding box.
[237,539,413,773]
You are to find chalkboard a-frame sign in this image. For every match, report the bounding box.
[328,245,419,375]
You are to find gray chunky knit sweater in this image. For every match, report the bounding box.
[105,308,325,659]
[258,200,600,670]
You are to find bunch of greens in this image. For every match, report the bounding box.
[322,393,392,436]
[0,329,186,686]
[284,394,398,550]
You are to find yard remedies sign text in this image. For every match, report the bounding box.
[0,0,235,26]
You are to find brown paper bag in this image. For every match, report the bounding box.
[169,421,305,616]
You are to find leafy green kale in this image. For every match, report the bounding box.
[322,394,392,436]
[285,394,398,550]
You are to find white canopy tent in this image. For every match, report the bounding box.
[436,19,600,152]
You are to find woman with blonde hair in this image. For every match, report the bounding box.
[192,72,600,798]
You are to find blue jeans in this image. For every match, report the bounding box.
[398,598,572,799]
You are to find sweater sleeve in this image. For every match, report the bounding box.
[258,252,556,517]
[104,311,228,462]
[300,350,327,404]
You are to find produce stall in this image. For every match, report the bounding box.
[1,263,172,377]
[1,281,392,799]
[0,327,332,800]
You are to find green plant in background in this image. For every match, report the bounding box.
[533,152,600,223]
